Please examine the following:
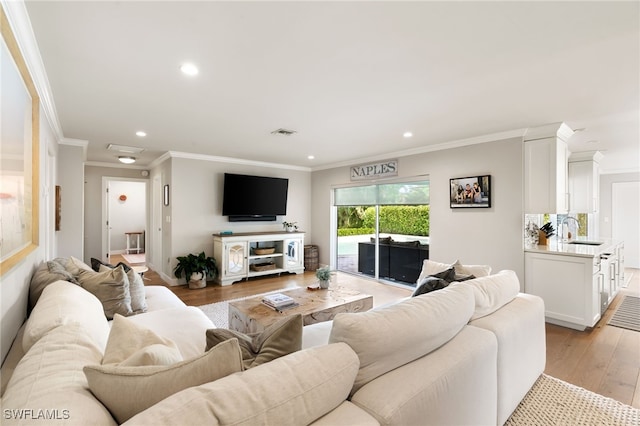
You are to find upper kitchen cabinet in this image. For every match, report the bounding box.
[568,151,603,214]
[524,122,574,214]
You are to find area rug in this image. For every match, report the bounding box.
[608,295,640,332]
[198,290,284,328]
[506,374,639,425]
[122,253,145,264]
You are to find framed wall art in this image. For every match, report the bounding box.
[1,6,40,275]
[450,175,491,208]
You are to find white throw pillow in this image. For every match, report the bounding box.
[84,339,243,423]
[23,280,111,353]
[452,260,492,278]
[462,270,521,320]
[102,314,181,365]
[329,283,475,394]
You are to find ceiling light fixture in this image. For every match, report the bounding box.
[307,155,315,160]
[180,63,199,76]
[118,156,136,164]
[136,131,147,137]
[403,132,413,138]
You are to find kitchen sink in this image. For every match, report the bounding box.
[568,241,603,246]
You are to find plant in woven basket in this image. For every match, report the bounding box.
[174,252,218,290]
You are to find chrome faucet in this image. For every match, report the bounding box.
[560,216,580,242]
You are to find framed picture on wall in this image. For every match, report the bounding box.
[449,175,491,208]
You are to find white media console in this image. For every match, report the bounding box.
[212,231,305,286]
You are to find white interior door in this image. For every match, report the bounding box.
[612,181,640,268]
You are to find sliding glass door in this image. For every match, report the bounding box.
[334,179,429,286]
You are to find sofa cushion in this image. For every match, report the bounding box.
[123,343,359,426]
[78,266,133,319]
[4,323,117,426]
[462,270,521,320]
[329,283,475,394]
[205,314,302,368]
[28,261,79,309]
[23,281,111,353]
[84,339,243,424]
[102,314,181,365]
[124,306,213,360]
[98,264,147,314]
[351,326,498,426]
[310,401,380,426]
[142,285,186,311]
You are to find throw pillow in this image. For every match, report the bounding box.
[102,314,181,365]
[90,257,132,273]
[119,344,183,367]
[83,338,243,424]
[452,260,492,277]
[462,270,521,320]
[412,276,450,297]
[205,314,302,369]
[99,264,147,314]
[29,260,80,309]
[63,255,94,277]
[78,266,133,319]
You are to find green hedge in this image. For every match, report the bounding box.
[362,205,429,236]
[337,227,375,237]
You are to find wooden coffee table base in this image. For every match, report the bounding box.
[228,286,373,334]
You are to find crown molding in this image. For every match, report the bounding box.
[84,161,149,170]
[148,152,172,169]
[311,127,527,172]
[523,122,574,143]
[1,0,64,143]
[167,151,312,172]
[59,137,88,161]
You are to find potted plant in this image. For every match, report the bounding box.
[174,252,218,289]
[316,266,331,289]
[282,220,298,232]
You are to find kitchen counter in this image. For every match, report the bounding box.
[524,238,625,331]
[525,237,622,258]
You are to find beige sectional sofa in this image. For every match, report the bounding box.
[1,259,546,425]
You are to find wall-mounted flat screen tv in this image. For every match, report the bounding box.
[222,173,289,221]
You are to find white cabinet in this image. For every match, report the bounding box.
[525,251,598,330]
[213,231,305,286]
[524,122,573,214]
[568,151,603,213]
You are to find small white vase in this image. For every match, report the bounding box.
[319,280,329,289]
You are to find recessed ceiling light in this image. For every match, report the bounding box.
[403,132,413,138]
[136,131,147,137]
[180,63,199,76]
[308,155,315,160]
[118,156,136,164]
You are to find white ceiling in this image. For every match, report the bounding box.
[24,1,639,172]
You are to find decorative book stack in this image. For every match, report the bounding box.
[261,293,299,311]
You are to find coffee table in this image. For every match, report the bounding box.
[228,287,373,334]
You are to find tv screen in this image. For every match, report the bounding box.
[222,173,288,221]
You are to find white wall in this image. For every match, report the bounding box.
[311,137,526,284]
[56,144,84,258]
[108,180,146,252]
[83,166,149,263]
[168,157,311,283]
[599,172,640,238]
[1,109,54,363]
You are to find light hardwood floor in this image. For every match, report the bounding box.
[113,255,640,408]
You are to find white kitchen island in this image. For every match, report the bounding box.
[524,238,624,331]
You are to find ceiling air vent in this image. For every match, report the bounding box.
[107,144,145,154]
[270,128,297,136]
